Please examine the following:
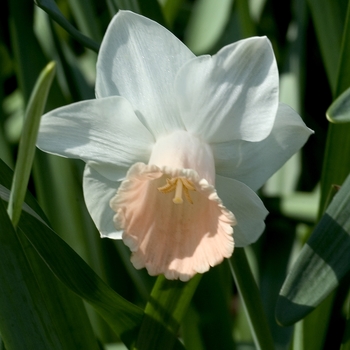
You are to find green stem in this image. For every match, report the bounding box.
[35,0,100,52]
[229,248,275,350]
[134,274,201,350]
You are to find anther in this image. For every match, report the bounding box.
[158,177,196,204]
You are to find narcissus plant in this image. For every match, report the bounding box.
[37,11,313,281]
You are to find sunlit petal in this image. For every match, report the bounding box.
[212,103,314,191]
[37,96,154,180]
[96,10,194,138]
[176,36,279,143]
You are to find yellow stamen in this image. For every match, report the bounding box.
[158,177,196,204]
[157,178,176,193]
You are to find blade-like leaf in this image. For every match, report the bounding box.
[0,163,185,349]
[48,18,95,102]
[1,159,142,348]
[35,0,100,52]
[307,0,347,93]
[229,248,275,350]
[184,265,235,350]
[9,0,61,105]
[0,55,99,349]
[17,199,187,349]
[114,0,140,13]
[184,0,233,54]
[137,0,166,26]
[66,0,103,42]
[316,0,350,214]
[16,196,143,347]
[326,86,350,124]
[276,172,350,326]
[295,2,350,349]
[0,159,103,350]
[235,0,256,37]
[161,0,185,27]
[0,199,61,350]
[8,61,56,227]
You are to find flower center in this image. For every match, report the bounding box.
[158,177,196,204]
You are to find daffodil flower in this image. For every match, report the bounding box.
[37,11,313,281]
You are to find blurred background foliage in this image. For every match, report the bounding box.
[0,0,350,349]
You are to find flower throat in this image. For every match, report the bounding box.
[158,177,196,204]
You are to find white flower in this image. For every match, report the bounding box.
[37,11,313,281]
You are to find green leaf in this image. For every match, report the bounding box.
[9,0,55,104]
[326,86,350,124]
[184,0,234,54]
[229,248,275,350]
[0,159,104,350]
[258,216,295,349]
[184,265,235,350]
[0,158,142,347]
[295,2,350,349]
[0,59,100,348]
[113,0,140,13]
[8,61,56,228]
[310,0,350,213]
[181,305,205,350]
[113,240,154,302]
[137,0,167,26]
[16,196,144,347]
[48,18,95,101]
[335,0,350,97]
[66,0,103,42]
[134,274,201,350]
[35,0,100,52]
[319,123,350,215]
[276,172,350,326]
[312,0,350,238]
[160,0,186,28]
[235,0,256,38]
[0,199,62,350]
[309,0,350,211]
[307,0,347,93]
[17,228,101,349]
[326,3,350,125]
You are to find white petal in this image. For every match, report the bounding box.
[176,36,279,143]
[212,103,314,191]
[96,10,195,139]
[215,176,268,247]
[37,96,154,181]
[83,164,122,239]
[88,162,128,182]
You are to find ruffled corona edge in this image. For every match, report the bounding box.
[110,162,236,281]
